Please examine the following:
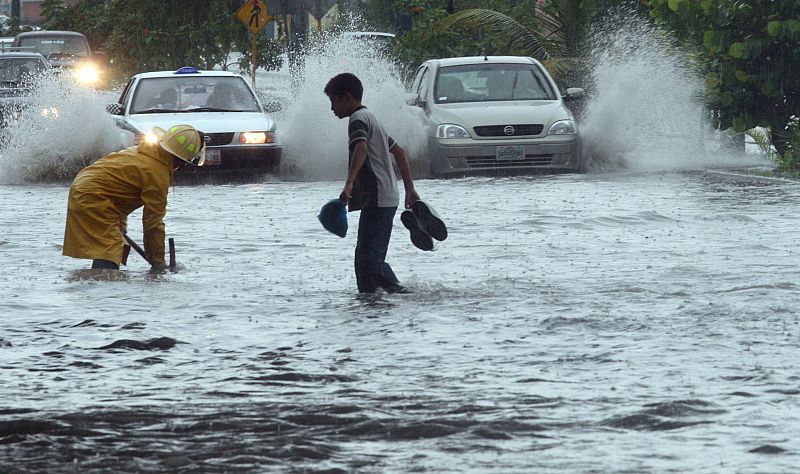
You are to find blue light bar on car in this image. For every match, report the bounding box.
[175,66,199,74]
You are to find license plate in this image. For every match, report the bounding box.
[204,149,221,165]
[496,145,524,161]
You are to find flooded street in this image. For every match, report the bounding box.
[1,170,799,472]
[0,12,797,472]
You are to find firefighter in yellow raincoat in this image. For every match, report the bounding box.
[63,125,205,270]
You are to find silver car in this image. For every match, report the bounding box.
[407,56,584,177]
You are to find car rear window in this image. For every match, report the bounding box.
[17,36,90,57]
[0,57,47,83]
[435,62,557,104]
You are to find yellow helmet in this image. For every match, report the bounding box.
[154,125,205,165]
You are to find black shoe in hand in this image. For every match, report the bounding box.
[401,210,434,251]
[412,201,447,241]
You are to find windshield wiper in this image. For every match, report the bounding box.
[136,108,181,114]
[184,107,238,112]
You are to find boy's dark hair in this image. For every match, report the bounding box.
[324,73,363,101]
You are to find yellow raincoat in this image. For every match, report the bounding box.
[63,142,173,266]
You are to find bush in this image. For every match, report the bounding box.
[774,122,800,173]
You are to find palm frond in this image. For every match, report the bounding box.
[431,9,552,60]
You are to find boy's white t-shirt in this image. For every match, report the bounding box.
[347,106,399,210]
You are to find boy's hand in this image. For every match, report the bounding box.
[405,190,421,208]
[340,182,353,203]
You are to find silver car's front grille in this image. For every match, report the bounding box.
[465,154,554,167]
[204,132,235,146]
[473,124,544,137]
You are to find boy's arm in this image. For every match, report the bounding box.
[391,144,421,208]
[341,140,368,203]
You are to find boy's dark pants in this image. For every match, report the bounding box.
[355,206,399,293]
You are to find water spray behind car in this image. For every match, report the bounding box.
[0,72,120,184]
[273,18,428,181]
[578,10,769,172]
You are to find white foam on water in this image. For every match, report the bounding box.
[579,12,770,172]
[0,74,121,184]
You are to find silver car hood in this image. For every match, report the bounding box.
[126,112,275,134]
[430,100,572,128]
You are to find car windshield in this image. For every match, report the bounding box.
[435,63,557,104]
[0,57,46,85]
[130,76,261,114]
[17,36,90,57]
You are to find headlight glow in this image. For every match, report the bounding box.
[73,64,100,85]
[40,107,59,118]
[436,124,470,139]
[135,132,160,145]
[548,119,576,135]
[240,131,273,144]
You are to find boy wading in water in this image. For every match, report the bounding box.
[325,72,420,294]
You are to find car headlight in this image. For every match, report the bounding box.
[240,131,275,144]
[40,107,59,118]
[548,119,576,135]
[72,64,100,85]
[436,123,470,139]
[134,131,160,145]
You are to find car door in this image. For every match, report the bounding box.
[110,77,138,146]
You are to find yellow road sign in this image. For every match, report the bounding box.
[236,0,272,34]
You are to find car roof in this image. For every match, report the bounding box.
[342,31,396,38]
[428,56,539,67]
[15,30,87,38]
[0,51,48,61]
[133,69,244,80]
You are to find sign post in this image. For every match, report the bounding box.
[236,0,273,88]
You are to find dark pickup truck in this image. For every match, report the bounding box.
[11,30,105,87]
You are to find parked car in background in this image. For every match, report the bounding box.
[406,56,585,177]
[105,67,282,179]
[341,31,395,49]
[0,51,50,129]
[12,30,106,88]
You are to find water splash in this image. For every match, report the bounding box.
[0,74,121,184]
[0,13,768,185]
[579,12,769,172]
[273,29,427,181]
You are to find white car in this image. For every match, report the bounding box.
[407,56,584,177]
[106,67,282,177]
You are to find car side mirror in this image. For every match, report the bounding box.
[563,87,585,102]
[263,100,283,113]
[105,103,123,115]
[404,92,424,107]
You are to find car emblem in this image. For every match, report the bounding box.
[203,135,211,144]
[503,125,515,136]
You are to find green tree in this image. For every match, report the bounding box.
[375,0,548,77]
[408,1,645,85]
[649,0,800,155]
[41,0,283,83]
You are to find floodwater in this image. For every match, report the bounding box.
[1,13,799,473]
[1,170,799,473]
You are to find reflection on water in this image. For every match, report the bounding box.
[1,172,799,472]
